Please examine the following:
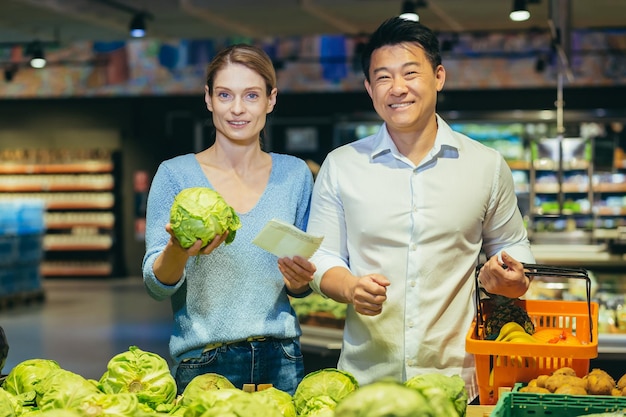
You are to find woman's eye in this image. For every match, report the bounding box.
[217,92,230,99]
[246,92,259,100]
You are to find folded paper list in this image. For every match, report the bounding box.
[252,218,324,259]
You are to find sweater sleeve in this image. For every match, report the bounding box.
[142,161,186,301]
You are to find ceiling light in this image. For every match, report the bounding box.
[129,13,146,38]
[400,0,426,22]
[28,41,46,69]
[510,0,530,22]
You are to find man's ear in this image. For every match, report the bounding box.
[435,65,446,92]
[364,79,373,99]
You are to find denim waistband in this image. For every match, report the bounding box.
[202,336,269,353]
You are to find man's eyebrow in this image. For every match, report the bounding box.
[372,61,422,74]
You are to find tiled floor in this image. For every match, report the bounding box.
[0,277,173,379]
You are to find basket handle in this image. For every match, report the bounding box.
[474,262,594,342]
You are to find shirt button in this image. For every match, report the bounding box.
[410,243,417,251]
[412,205,418,212]
[410,280,416,287]
[407,320,414,327]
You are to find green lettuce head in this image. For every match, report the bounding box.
[334,379,436,417]
[252,387,295,417]
[180,373,236,406]
[98,346,177,410]
[170,187,241,248]
[293,369,358,416]
[405,373,467,417]
[185,391,282,417]
[35,369,102,411]
[2,358,61,397]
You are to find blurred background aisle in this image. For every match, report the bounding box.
[0,277,172,379]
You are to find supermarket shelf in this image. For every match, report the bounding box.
[40,262,112,277]
[46,221,114,229]
[0,184,113,192]
[0,161,113,174]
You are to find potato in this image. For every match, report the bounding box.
[585,373,615,395]
[527,378,538,387]
[617,373,626,390]
[545,374,586,393]
[536,374,550,388]
[587,368,616,386]
[552,366,577,377]
[611,387,622,396]
[519,386,551,394]
[554,384,588,395]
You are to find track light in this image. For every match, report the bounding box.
[510,0,530,22]
[129,13,146,38]
[400,0,419,21]
[28,41,46,69]
[399,0,427,22]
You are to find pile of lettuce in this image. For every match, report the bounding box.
[169,187,241,248]
[0,349,469,417]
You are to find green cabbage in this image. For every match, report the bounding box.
[405,373,467,417]
[184,390,282,417]
[0,388,16,417]
[78,393,139,417]
[98,346,176,410]
[334,380,436,417]
[34,369,102,411]
[252,387,295,417]
[293,368,358,416]
[2,358,61,397]
[170,187,241,248]
[180,373,236,406]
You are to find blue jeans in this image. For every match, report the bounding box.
[175,337,304,396]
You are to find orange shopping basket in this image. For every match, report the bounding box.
[465,263,599,405]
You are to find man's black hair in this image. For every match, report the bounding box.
[360,17,442,82]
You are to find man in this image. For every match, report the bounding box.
[306,17,535,400]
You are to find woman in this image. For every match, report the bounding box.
[142,44,315,395]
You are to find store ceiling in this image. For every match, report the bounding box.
[1,0,625,47]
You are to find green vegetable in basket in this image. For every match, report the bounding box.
[170,187,241,248]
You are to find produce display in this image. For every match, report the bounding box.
[290,294,346,328]
[519,366,626,397]
[0,346,469,417]
[169,187,241,248]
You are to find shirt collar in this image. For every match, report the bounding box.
[370,114,462,162]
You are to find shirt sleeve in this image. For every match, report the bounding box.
[481,155,536,264]
[307,155,351,295]
[294,161,314,231]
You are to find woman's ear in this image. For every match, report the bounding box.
[204,85,213,112]
[267,87,278,114]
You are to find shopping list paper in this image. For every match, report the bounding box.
[252,218,324,259]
